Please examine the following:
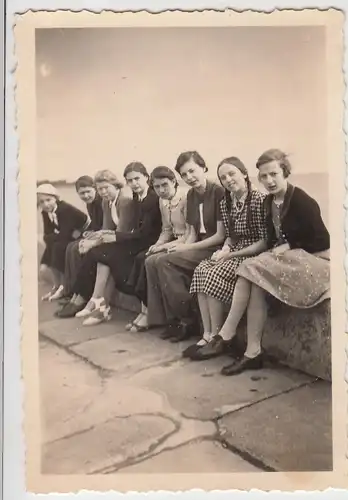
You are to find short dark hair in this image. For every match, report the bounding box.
[75,175,95,192]
[150,166,178,188]
[174,151,207,175]
[123,162,149,180]
[256,149,292,178]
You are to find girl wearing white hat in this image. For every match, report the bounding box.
[37,183,89,301]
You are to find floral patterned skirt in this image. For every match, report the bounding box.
[236,248,330,308]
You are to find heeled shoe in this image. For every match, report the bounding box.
[129,313,149,332]
[49,285,65,302]
[75,297,104,318]
[126,313,147,331]
[41,285,61,302]
[83,306,112,326]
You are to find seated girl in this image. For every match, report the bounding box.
[59,171,134,307]
[37,183,89,301]
[184,157,267,359]
[61,175,104,302]
[58,162,162,324]
[125,165,189,331]
[191,148,330,374]
[146,151,225,342]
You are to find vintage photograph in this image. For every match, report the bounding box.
[15,9,346,493]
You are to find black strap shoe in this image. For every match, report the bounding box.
[182,339,208,358]
[189,335,230,360]
[221,354,263,376]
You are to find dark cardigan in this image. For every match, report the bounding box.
[264,183,330,254]
[42,200,88,244]
[115,188,162,250]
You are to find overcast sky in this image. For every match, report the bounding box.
[36,26,327,182]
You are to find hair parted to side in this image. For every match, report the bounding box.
[150,166,178,188]
[217,156,253,231]
[94,170,124,189]
[175,151,207,175]
[256,148,292,178]
[75,175,95,192]
[123,161,149,180]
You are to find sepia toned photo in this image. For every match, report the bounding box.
[15,8,346,493]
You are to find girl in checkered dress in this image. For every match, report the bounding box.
[185,157,267,357]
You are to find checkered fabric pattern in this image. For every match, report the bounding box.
[190,189,267,303]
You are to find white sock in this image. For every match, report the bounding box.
[244,343,262,359]
[197,332,212,345]
[219,330,233,341]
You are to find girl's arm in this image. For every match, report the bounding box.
[180,221,225,250]
[228,239,268,258]
[222,236,233,250]
[183,224,197,245]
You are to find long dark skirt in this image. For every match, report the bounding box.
[126,250,148,305]
[63,240,84,295]
[41,239,71,274]
[72,241,147,301]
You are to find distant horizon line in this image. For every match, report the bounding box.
[37,171,328,186]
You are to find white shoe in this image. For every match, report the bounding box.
[82,305,112,326]
[48,285,65,302]
[41,286,59,301]
[75,297,102,318]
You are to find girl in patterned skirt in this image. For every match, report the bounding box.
[191,149,330,375]
[184,157,267,358]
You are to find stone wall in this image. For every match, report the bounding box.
[38,241,331,381]
[111,291,331,382]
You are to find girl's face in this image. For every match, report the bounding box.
[179,159,206,189]
[218,163,247,194]
[125,170,149,195]
[38,194,57,213]
[152,177,177,200]
[258,160,288,195]
[96,181,119,202]
[77,186,96,205]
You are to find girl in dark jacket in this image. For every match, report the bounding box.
[192,149,330,374]
[38,183,89,301]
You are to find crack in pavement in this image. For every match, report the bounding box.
[89,416,216,474]
[213,379,318,421]
[39,331,113,378]
[211,421,275,472]
[40,332,183,381]
[45,411,180,446]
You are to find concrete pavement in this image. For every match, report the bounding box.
[38,284,332,475]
